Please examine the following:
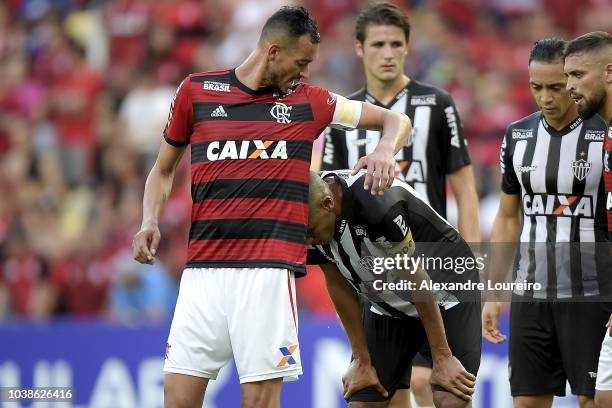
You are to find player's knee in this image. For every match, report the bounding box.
[595,391,612,408]
[410,372,432,398]
[164,386,199,408]
[163,374,207,408]
[433,391,470,408]
[349,401,388,408]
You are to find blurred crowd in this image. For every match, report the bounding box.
[0,0,610,321]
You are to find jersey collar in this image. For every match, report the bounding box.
[540,114,583,137]
[365,82,410,109]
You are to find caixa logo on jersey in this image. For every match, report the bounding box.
[522,194,593,218]
[206,140,288,161]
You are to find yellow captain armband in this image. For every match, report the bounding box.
[385,229,416,257]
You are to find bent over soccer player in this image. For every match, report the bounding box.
[131,7,412,408]
[564,31,612,408]
[307,171,481,408]
[319,5,481,406]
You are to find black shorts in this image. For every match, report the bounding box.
[509,301,612,397]
[350,301,482,402]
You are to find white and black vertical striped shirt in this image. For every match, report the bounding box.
[307,171,479,318]
[320,79,471,217]
[501,112,608,299]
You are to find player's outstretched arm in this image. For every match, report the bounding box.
[319,262,388,400]
[406,266,476,402]
[133,140,185,264]
[352,103,412,195]
[482,191,521,343]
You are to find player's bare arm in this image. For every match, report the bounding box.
[392,250,476,402]
[133,140,185,264]
[320,262,388,400]
[448,165,481,243]
[353,102,412,195]
[482,192,521,344]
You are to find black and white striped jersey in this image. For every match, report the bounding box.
[307,171,479,318]
[319,79,471,217]
[501,112,608,299]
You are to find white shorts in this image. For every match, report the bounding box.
[596,331,612,391]
[163,267,302,383]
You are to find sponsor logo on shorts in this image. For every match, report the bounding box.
[165,343,171,359]
[277,345,298,367]
[589,371,597,379]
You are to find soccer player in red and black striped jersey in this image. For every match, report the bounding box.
[131,6,411,408]
[564,31,612,408]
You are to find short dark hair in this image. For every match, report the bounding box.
[260,6,320,45]
[564,31,612,58]
[528,38,567,65]
[355,2,411,43]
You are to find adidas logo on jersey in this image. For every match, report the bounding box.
[523,194,593,218]
[211,106,228,117]
[206,140,287,161]
[203,81,230,92]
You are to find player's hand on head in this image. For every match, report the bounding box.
[430,354,476,402]
[342,358,388,400]
[482,301,507,344]
[352,148,395,195]
[132,226,161,265]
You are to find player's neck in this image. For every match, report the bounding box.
[600,94,612,125]
[543,106,579,131]
[234,51,268,91]
[329,180,344,217]
[366,75,410,105]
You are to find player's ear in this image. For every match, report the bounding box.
[322,195,334,212]
[355,40,364,58]
[267,42,281,62]
[605,61,612,84]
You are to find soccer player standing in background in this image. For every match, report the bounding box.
[132,6,412,408]
[483,38,609,408]
[563,30,612,408]
[319,3,480,407]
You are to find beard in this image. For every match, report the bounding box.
[577,87,606,119]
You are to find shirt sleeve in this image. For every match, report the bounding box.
[439,92,471,173]
[379,203,417,257]
[320,127,349,170]
[163,76,194,147]
[308,86,362,136]
[307,245,331,265]
[500,127,520,194]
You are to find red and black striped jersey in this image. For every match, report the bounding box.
[163,69,360,276]
[605,123,612,238]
